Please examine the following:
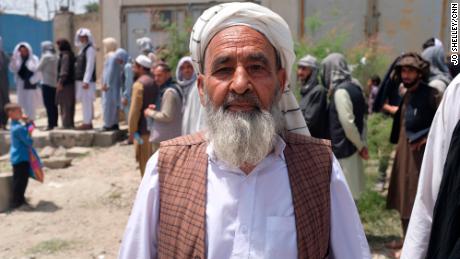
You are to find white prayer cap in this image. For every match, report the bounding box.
[135,54,152,69]
[189,2,295,87]
[74,28,94,47]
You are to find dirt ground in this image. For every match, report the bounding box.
[0,143,141,259]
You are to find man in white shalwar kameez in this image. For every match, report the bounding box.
[9,42,42,121]
[74,28,97,130]
[118,2,370,259]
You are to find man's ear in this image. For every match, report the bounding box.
[197,74,206,106]
[277,69,287,93]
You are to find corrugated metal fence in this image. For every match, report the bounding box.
[0,13,53,88]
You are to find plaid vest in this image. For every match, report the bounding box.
[157,132,332,259]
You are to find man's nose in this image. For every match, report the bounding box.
[230,66,253,95]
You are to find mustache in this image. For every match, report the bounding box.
[223,92,262,111]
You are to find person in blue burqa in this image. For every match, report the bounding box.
[101,48,128,131]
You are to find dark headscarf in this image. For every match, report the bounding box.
[56,39,73,52]
[372,53,407,113]
[393,52,430,82]
[56,38,75,62]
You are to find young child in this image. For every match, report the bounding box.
[5,103,33,209]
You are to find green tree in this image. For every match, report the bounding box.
[84,2,99,13]
[157,17,193,73]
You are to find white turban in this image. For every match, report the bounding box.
[74,28,94,48]
[189,2,310,136]
[190,2,295,87]
[135,54,152,69]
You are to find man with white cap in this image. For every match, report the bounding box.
[119,2,370,259]
[74,28,97,130]
[128,55,157,176]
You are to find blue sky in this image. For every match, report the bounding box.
[0,0,97,21]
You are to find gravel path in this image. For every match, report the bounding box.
[0,143,141,259]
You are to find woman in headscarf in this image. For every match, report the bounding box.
[37,41,59,130]
[176,56,204,135]
[0,36,10,129]
[101,48,128,131]
[56,38,76,129]
[102,37,118,60]
[322,53,368,200]
[9,42,43,122]
[422,44,452,95]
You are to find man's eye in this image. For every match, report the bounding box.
[214,67,233,75]
[248,64,266,73]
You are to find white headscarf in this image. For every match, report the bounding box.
[12,42,41,84]
[176,56,197,88]
[74,28,94,48]
[136,37,154,54]
[189,2,309,136]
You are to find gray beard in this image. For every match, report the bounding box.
[204,89,285,168]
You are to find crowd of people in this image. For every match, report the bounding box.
[2,1,460,258]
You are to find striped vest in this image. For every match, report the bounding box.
[157,132,332,259]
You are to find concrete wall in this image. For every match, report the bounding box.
[101,0,450,60]
[378,0,444,55]
[54,12,103,83]
[299,0,367,49]
[101,0,300,50]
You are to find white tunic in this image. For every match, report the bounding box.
[401,75,460,259]
[118,136,371,259]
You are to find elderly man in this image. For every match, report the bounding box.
[119,2,370,259]
[297,54,329,139]
[401,75,460,259]
[128,55,157,176]
[74,28,97,130]
[386,53,439,250]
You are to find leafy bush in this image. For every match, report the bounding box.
[157,17,193,73]
[84,2,99,13]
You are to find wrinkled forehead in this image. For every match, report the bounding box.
[204,26,278,69]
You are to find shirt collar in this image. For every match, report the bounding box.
[206,134,286,171]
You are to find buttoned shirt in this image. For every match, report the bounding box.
[119,136,371,259]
